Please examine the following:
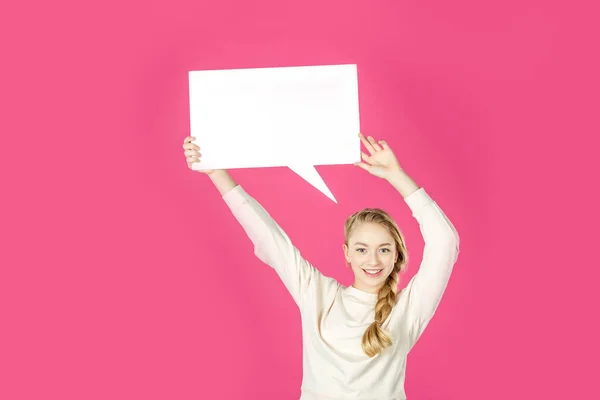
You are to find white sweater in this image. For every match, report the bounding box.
[223,185,460,400]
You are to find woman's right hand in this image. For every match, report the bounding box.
[183,136,217,175]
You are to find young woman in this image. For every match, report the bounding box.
[182,133,460,400]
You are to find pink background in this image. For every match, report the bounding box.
[1,0,599,399]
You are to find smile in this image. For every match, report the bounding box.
[362,269,383,277]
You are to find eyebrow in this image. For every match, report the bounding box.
[353,242,392,247]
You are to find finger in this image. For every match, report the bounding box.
[184,149,201,157]
[182,143,200,150]
[367,136,382,152]
[361,151,372,162]
[183,149,201,157]
[354,162,370,171]
[359,133,376,155]
[187,156,200,165]
[182,142,196,149]
[379,140,390,151]
[183,136,195,144]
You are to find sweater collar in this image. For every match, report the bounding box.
[345,285,379,304]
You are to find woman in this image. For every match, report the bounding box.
[182,133,460,400]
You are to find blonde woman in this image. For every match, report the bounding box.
[183,132,460,400]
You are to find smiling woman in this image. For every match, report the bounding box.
[182,132,460,400]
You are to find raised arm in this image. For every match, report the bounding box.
[184,137,324,307]
[211,171,324,308]
[353,133,460,343]
[398,186,460,344]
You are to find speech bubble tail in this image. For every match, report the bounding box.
[288,165,337,203]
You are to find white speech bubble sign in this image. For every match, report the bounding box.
[188,64,361,203]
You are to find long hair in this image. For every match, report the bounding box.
[344,208,408,357]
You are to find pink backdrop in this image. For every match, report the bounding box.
[2,0,599,399]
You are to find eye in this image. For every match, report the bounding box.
[380,248,390,252]
[356,248,365,253]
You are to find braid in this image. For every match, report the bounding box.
[361,268,399,357]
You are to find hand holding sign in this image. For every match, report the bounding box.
[183,136,216,175]
[354,133,404,180]
[187,64,361,203]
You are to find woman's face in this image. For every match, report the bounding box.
[343,222,397,294]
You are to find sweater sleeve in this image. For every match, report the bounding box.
[222,184,324,308]
[397,187,460,345]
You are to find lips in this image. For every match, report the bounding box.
[363,269,383,277]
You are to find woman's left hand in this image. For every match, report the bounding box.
[354,133,403,180]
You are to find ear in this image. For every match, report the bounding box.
[342,244,351,265]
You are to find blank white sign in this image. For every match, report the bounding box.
[188,64,361,203]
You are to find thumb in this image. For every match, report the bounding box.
[354,162,370,171]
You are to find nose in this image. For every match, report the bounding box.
[366,252,380,266]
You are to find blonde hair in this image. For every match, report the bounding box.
[344,208,408,357]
